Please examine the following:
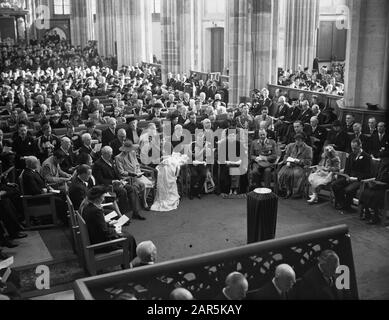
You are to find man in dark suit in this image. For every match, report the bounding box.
[58,137,76,174]
[306,116,328,165]
[78,133,99,163]
[82,186,137,258]
[214,272,249,300]
[68,165,93,210]
[109,129,127,157]
[324,121,350,153]
[296,250,343,300]
[368,122,387,157]
[273,96,291,139]
[12,122,35,169]
[247,264,296,300]
[21,156,67,222]
[297,100,313,126]
[342,114,355,133]
[92,146,145,220]
[21,156,48,196]
[348,123,369,153]
[332,139,372,211]
[102,118,117,147]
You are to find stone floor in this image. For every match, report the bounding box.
[21,194,389,300]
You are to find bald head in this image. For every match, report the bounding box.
[224,272,248,300]
[274,264,296,293]
[170,288,194,301]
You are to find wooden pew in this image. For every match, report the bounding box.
[74,225,359,300]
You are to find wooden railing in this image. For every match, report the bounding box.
[267,84,343,114]
[74,225,358,300]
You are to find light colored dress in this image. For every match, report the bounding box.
[151,153,189,212]
[308,155,341,190]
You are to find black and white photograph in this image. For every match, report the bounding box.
[0,0,388,306]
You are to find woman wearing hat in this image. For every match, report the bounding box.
[278,133,313,199]
[307,146,341,204]
[80,186,137,258]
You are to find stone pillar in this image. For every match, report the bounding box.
[161,0,201,82]
[95,0,116,59]
[283,0,319,71]
[344,0,389,108]
[114,0,152,67]
[227,0,279,106]
[95,0,152,67]
[70,0,95,48]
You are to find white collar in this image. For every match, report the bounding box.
[272,278,283,296]
[222,288,232,300]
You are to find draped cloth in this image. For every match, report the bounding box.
[151,154,189,212]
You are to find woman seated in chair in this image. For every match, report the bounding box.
[359,150,389,225]
[278,133,313,199]
[80,186,137,258]
[307,146,340,204]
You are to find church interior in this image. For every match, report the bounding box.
[0,0,388,301]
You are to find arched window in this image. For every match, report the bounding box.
[53,0,70,15]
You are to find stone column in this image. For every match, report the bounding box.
[95,0,152,67]
[114,0,152,67]
[344,0,389,108]
[95,0,116,59]
[160,0,201,82]
[227,0,278,106]
[70,0,95,48]
[282,0,319,71]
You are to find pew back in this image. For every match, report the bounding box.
[74,225,358,300]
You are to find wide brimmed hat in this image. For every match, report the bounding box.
[119,140,139,152]
[87,186,110,201]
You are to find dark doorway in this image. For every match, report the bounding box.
[210,27,224,73]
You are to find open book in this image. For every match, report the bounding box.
[104,211,118,223]
[286,157,299,163]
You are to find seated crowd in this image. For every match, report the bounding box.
[0,40,387,299]
[277,61,345,96]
